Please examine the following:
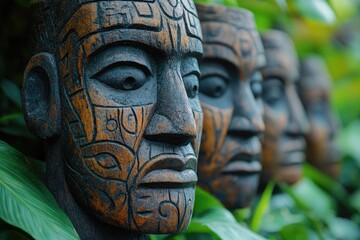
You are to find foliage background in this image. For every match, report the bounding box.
[0,0,359,239]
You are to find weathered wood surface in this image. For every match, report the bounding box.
[22,0,203,238]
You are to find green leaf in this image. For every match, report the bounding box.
[327,217,360,240]
[285,179,335,220]
[303,164,349,205]
[275,0,288,10]
[293,0,336,24]
[0,113,24,125]
[232,208,251,222]
[0,80,22,109]
[278,180,331,239]
[189,209,266,240]
[250,181,275,232]
[279,223,309,240]
[349,189,360,214]
[0,140,79,240]
[259,194,305,233]
[193,187,224,215]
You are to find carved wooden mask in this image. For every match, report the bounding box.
[260,31,309,186]
[299,56,341,179]
[196,4,265,209]
[22,0,203,234]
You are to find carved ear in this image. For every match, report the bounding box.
[22,53,61,139]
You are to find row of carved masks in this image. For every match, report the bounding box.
[196,5,309,209]
[21,0,339,235]
[197,5,340,210]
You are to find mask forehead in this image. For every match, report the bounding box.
[59,1,203,58]
[197,4,265,79]
[300,56,332,93]
[261,30,299,82]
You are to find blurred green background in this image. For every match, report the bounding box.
[0,0,359,240]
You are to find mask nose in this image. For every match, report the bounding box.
[286,86,309,136]
[228,83,265,138]
[145,65,197,146]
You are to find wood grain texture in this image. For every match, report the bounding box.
[299,56,341,179]
[196,3,265,210]
[260,30,309,186]
[23,0,203,238]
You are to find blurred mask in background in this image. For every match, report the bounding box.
[196,3,265,209]
[299,56,341,179]
[260,30,309,186]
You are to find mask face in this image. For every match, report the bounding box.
[299,57,341,179]
[196,4,265,209]
[261,31,309,185]
[57,0,203,233]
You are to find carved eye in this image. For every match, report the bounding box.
[262,77,284,105]
[199,75,228,98]
[183,74,199,99]
[94,65,150,91]
[308,99,326,116]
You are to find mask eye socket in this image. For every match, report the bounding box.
[262,77,284,106]
[93,64,151,91]
[199,75,228,98]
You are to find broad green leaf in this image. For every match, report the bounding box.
[232,208,251,222]
[329,0,356,20]
[338,121,360,168]
[259,194,305,233]
[293,0,336,24]
[349,189,360,213]
[0,140,79,240]
[275,0,288,10]
[250,181,275,232]
[193,187,224,215]
[279,180,329,239]
[303,164,349,205]
[327,217,360,240]
[279,223,309,240]
[0,113,24,125]
[286,179,335,220]
[189,209,266,240]
[0,80,22,109]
